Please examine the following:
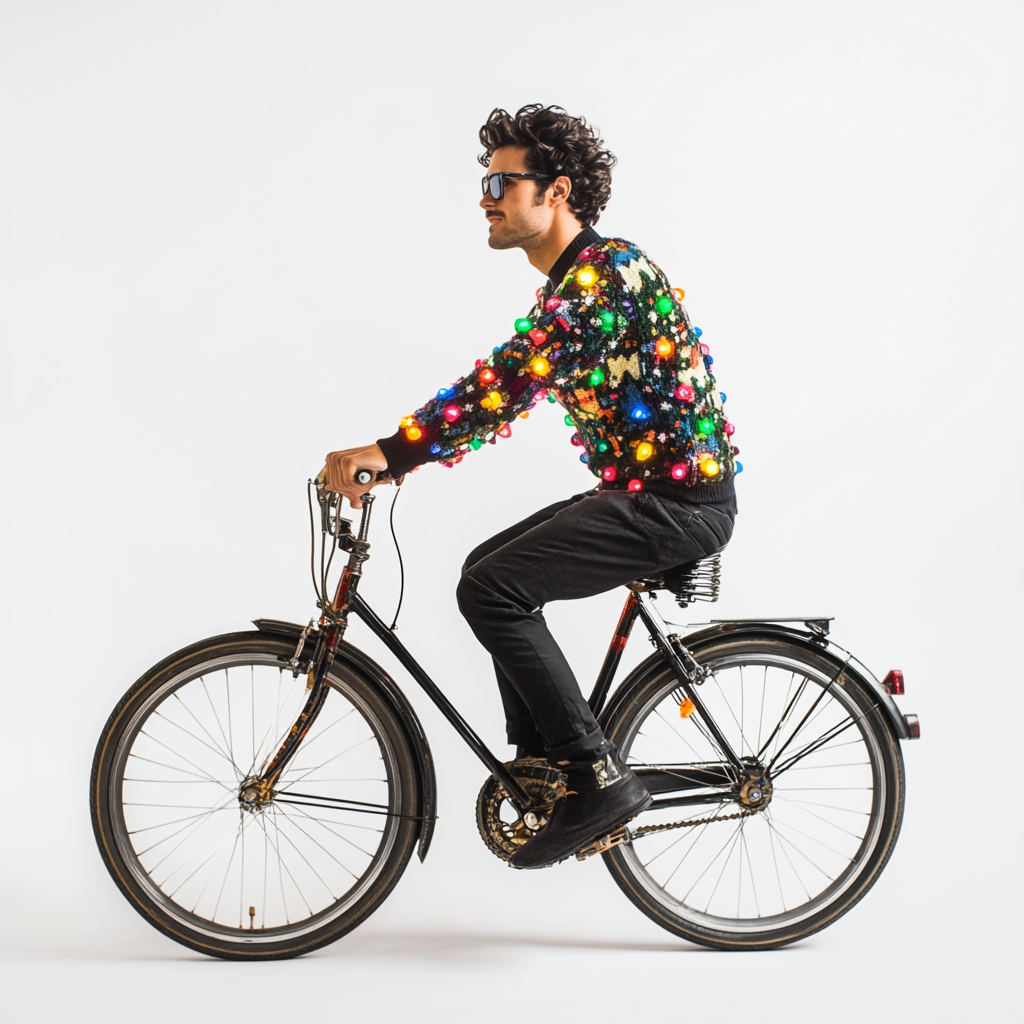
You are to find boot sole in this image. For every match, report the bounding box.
[510,792,653,871]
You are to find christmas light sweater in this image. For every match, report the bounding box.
[377,229,739,503]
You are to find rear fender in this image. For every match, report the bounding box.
[254,618,438,860]
[600,620,911,742]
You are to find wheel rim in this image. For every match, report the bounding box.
[109,653,402,944]
[617,652,888,935]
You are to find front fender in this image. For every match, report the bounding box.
[601,620,912,743]
[254,618,438,861]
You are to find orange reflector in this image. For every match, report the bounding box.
[679,699,696,718]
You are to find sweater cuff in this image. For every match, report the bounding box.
[376,429,433,479]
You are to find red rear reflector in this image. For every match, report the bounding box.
[903,713,921,739]
[882,669,905,695]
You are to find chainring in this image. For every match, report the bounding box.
[475,758,566,862]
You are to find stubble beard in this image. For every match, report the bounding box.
[487,211,545,251]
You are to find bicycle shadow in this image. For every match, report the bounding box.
[315,931,720,959]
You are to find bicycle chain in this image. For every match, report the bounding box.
[631,804,762,838]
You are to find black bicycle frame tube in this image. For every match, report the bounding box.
[587,592,640,715]
[632,593,745,772]
[351,593,535,813]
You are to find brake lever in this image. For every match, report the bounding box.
[314,470,350,539]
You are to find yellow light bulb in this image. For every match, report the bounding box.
[701,457,720,477]
[576,266,597,287]
[531,357,550,376]
[405,426,422,441]
[636,442,654,461]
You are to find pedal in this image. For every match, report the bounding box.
[575,825,631,861]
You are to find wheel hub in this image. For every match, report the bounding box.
[737,761,773,811]
[238,776,275,814]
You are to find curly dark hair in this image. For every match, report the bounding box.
[478,104,616,226]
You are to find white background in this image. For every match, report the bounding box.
[1,2,1021,1021]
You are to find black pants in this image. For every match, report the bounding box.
[457,487,736,762]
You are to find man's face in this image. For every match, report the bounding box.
[480,145,552,250]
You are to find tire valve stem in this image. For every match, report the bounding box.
[679,698,695,718]
[249,906,255,930]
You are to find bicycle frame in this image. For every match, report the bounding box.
[256,487,748,818]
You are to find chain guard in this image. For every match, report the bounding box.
[475,758,566,862]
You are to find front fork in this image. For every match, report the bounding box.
[256,493,376,789]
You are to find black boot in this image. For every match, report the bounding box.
[510,744,651,870]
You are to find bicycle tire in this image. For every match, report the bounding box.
[91,631,420,960]
[602,634,905,950]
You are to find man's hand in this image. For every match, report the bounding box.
[324,443,396,509]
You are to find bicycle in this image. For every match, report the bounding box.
[90,471,920,959]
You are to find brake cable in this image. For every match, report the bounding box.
[388,484,404,631]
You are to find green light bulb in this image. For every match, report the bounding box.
[697,417,714,434]
[597,441,609,453]
[599,311,615,333]
[589,367,605,386]
[514,318,533,333]
[655,295,674,316]
[470,438,483,450]
[547,392,557,403]
[564,414,574,426]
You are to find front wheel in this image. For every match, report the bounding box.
[603,635,905,950]
[91,632,420,960]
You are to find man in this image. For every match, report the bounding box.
[325,104,739,869]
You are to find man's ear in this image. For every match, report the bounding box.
[550,174,572,207]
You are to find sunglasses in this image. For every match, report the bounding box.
[481,171,553,201]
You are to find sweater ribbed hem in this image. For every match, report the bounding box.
[599,475,737,508]
[376,429,432,479]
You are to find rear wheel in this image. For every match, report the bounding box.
[603,636,905,950]
[91,632,419,959]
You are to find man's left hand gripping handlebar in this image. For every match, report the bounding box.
[322,443,401,509]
